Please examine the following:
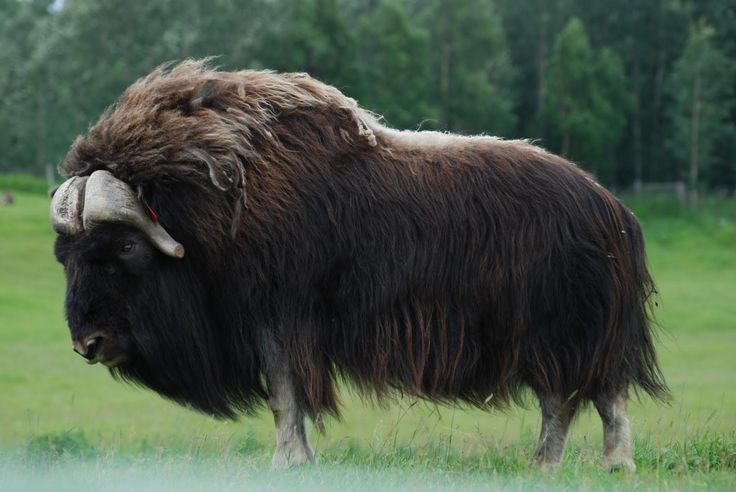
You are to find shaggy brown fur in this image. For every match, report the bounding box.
[58,60,667,466]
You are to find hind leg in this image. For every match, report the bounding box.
[594,389,635,473]
[533,393,577,469]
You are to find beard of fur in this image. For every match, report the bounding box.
[109,257,266,419]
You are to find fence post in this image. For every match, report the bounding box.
[675,181,687,207]
[45,164,55,189]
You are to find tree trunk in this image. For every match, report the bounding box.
[689,70,701,208]
[652,1,666,176]
[632,62,643,196]
[36,73,47,171]
[561,132,570,157]
[440,39,450,130]
[535,0,548,136]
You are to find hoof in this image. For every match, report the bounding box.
[532,455,563,473]
[604,456,636,474]
[271,448,315,469]
[538,461,561,474]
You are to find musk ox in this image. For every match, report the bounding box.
[51,60,666,470]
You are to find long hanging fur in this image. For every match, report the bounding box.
[61,60,668,420]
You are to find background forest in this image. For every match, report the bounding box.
[1,0,735,196]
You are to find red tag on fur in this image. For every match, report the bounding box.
[145,203,159,222]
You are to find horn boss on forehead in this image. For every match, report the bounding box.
[51,170,184,259]
[50,175,88,235]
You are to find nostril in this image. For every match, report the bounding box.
[73,334,105,361]
[85,337,100,360]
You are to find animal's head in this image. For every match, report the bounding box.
[51,170,184,367]
[51,166,262,417]
[50,59,378,416]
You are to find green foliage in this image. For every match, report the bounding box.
[0,0,47,169]
[543,18,630,181]
[25,430,96,463]
[667,20,736,191]
[235,430,266,455]
[354,0,436,129]
[257,0,356,86]
[1,0,735,190]
[0,173,50,194]
[420,0,517,134]
[642,433,736,472]
[590,48,631,181]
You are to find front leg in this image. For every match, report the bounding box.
[265,363,315,468]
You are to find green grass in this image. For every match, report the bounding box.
[1,189,735,490]
[0,173,51,195]
[1,432,734,491]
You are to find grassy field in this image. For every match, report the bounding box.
[1,189,735,490]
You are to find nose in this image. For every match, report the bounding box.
[72,333,106,362]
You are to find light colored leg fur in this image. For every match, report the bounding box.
[533,394,576,469]
[594,390,636,473]
[266,366,314,468]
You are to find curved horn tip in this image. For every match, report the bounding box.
[83,170,186,259]
[172,244,185,259]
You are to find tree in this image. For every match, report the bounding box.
[495,0,573,138]
[0,0,267,174]
[570,0,691,187]
[353,0,436,129]
[543,18,631,183]
[1,0,735,189]
[418,0,516,135]
[0,0,52,171]
[255,0,357,90]
[667,20,736,202]
[589,48,631,183]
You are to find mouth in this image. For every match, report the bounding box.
[101,354,127,368]
[83,353,127,368]
[72,334,127,367]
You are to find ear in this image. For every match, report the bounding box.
[185,79,226,114]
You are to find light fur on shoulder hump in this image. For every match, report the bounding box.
[61,59,378,188]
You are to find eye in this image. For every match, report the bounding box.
[121,242,134,253]
[104,263,117,274]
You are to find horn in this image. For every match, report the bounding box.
[51,175,89,235]
[82,170,185,258]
